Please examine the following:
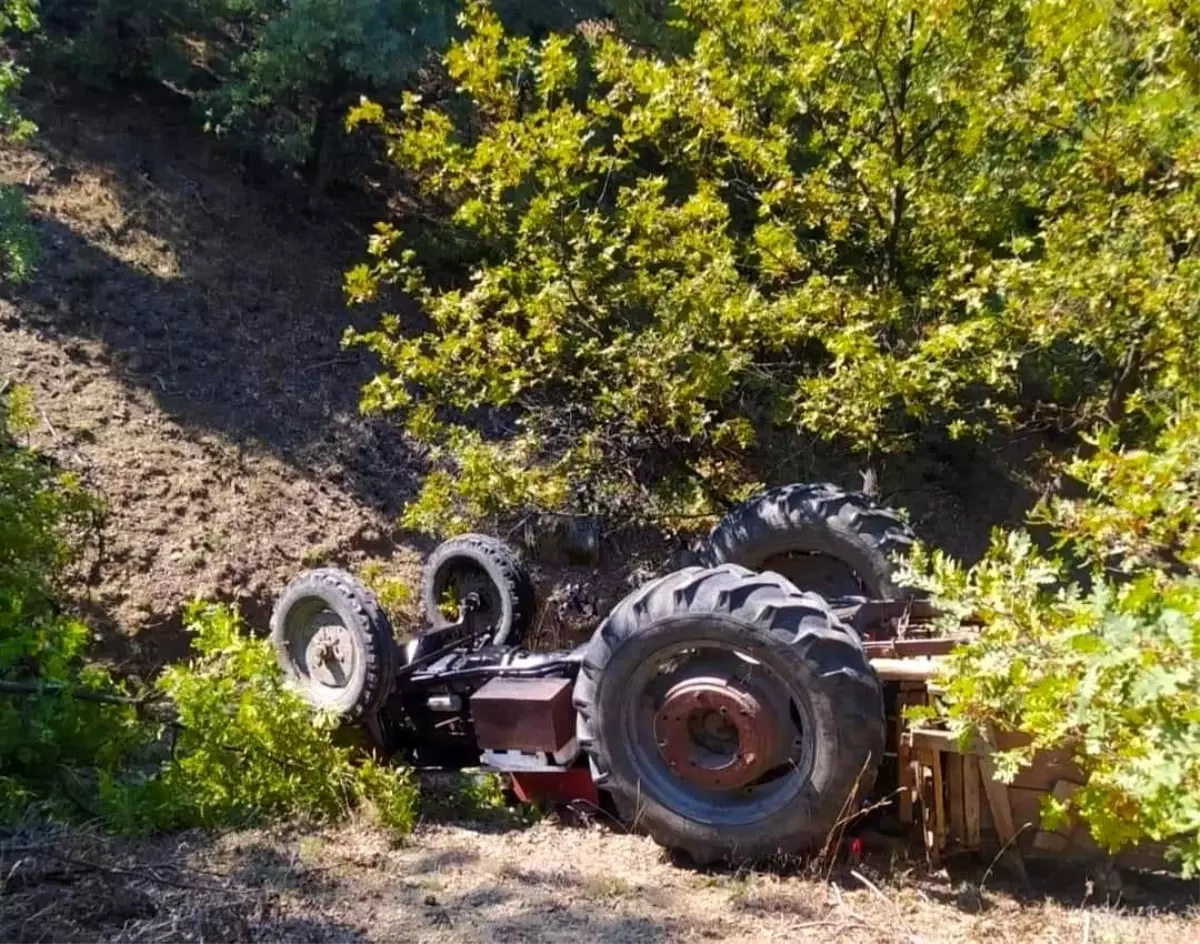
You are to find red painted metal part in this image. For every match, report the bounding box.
[509,767,599,807]
[653,679,776,789]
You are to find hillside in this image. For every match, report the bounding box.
[0,79,1034,667]
[2,68,1197,944]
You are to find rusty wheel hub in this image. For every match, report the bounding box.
[653,679,780,789]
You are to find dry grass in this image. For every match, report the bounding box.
[3,818,1196,943]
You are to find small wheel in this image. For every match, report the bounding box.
[701,483,917,600]
[270,568,398,719]
[420,534,534,646]
[573,565,884,865]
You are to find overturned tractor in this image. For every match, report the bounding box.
[270,483,943,865]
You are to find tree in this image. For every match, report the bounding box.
[40,0,638,190]
[347,0,1199,532]
[202,0,458,192]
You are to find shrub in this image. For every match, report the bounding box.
[38,0,645,186]
[903,400,1200,874]
[104,602,418,834]
[1,388,417,835]
[1,0,40,282]
[0,386,138,819]
[348,0,1200,533]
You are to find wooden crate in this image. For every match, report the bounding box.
[898,724,1166,872]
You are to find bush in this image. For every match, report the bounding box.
[38,0,647,187]
[903,400,1200,874]
[347,0,1200,532]
[1,387,417,835]
[1,0,40,282]
[0,386,138,819]
[104,602,417,834]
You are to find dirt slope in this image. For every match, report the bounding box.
[0,77,1046,669]
[0,81,432,664]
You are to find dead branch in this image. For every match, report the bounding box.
[0,679,148,707]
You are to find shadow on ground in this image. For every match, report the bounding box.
[4,80,420,518]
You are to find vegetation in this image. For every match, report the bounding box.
[1,0,39,280]
[0,388,417,833]
[348,0,1199,533]
[0,385,135,820]
[344,0,1200,869]
[105,601,417,833]
[905,404,1200,875]
[5,0,1199,877]
[39,0,631,190]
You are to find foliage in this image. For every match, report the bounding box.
[1040,403,1200,576]
[0,0,40,282]
[1,388,416,834]
[0,385,138,820]
[348,0,1200,532]
[421,770,535,825]
[201,0,456,175]
[357,560,415,630]
[39,0,642,182]
[105,602,418,833]
[902,400,1200,874]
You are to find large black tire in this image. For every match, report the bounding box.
[701,483,916,600]
[573,565,885,865]
[270,569,399,720]
[420,534,535,647]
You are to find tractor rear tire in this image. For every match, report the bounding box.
[701,483,916,600]
[573,564,885,865]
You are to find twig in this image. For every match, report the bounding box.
[791,919,870,931]
[32,849,242,895]
[1082,911,1091,944]
[38,408,62,443]
[978,821,1032,895]
[0,679,147,707]
[850,869,922,944]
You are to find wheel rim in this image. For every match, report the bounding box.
[620,640,815,827]
[283,601,360,707]
[433,563,504,627]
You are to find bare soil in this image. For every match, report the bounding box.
[2,818,1196,943]
[0,77,1038,667]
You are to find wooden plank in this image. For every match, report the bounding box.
[978,754,1028,882]
[1032,830,1069,853]
[962,754,982,848]
[1006,786,1046,836]
[947,755,965,846]
[896,701,913,824]
[871,657,944,681]
[903,726,978,755]
[910,753,925,830]
[1010,747,1086,791]
[930,748,947,853]
[862,636,973,658]
[895,690,924,824]
[917,750,939,865]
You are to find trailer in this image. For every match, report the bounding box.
[269,483,1149,871]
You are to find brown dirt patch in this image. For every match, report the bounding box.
[0,77,1042,671]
